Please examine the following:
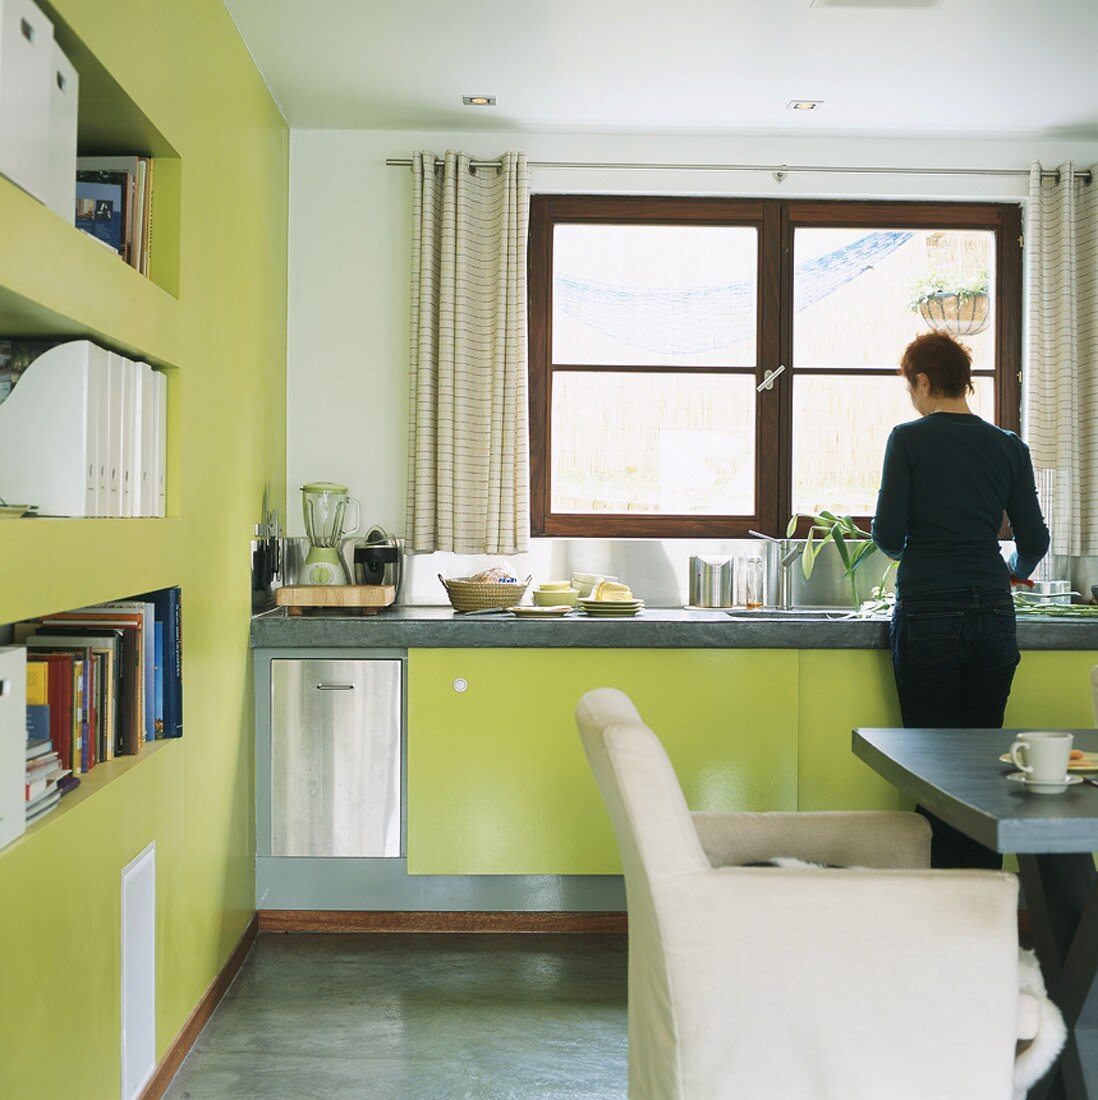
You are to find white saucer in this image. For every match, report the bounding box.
[1005,771,1083,795]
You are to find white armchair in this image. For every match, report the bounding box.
[576,687,1049,1100]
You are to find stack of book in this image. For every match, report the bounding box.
[75,156,154,275]
[24,737,69,825]
[18,588,183,777]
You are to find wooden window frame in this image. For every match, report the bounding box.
[528,195,1022,539]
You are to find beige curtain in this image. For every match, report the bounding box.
[406,150,530,554]
[1027,162,1098,556]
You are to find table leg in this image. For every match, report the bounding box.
[1019,854,1098,1099]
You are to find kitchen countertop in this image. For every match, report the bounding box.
[250,606,1098,650]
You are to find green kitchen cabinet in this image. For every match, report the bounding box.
[797,649,1098,813]
[1005,651,1098,729]
[407,648,800,875]
[407,645,1096,876]
[797,650,908,813]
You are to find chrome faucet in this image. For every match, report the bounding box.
[750,531,803,610]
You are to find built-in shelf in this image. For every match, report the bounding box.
[0,518,182,624]
[0,176,180,368]
[12,739,176,850]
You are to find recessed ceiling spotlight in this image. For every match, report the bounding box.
[787,100,823,110]
[462,95,496,107]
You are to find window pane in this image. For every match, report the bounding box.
[551,372,756,514]
[793,229,996,370]
[792,375,995,516]
[552,225,758,366]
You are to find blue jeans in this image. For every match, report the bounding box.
[890,586,1020,869]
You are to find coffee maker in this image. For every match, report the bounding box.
[353,527,403,597]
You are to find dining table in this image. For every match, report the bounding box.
[854,726,1098,1100]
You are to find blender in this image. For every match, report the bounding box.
[301,482,361,585]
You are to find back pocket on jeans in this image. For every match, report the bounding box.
[992,607,1020,665]
[904,611,965,667]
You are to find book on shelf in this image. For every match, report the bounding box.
[131,587,183,739]
[26,787,62,825]
[17,589,183,778]
[25,704,50,745]
[26,653,74,771]
[26,738,54,762]
[26,755,68,803]
[74,156,153,275]
[24,714,70,825]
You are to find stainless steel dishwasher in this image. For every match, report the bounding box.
[269,658,402,858]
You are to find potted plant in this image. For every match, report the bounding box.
[908,269,990,336]
[786,511,894,606]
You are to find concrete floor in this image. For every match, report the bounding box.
[165,932,628,1099]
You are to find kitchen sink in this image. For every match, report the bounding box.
[722,608,864,622]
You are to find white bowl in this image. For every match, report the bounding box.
[570,573,618,598]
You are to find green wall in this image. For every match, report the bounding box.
[0,1,288,1096]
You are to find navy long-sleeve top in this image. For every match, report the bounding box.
[871,412,1050,597]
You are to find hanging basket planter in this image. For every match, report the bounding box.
[916,291,991,336]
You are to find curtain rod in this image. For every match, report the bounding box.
[384,157,1092,184]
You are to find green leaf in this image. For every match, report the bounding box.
[831,528,851,569]
[802,527,817,579]
[786,514,799,538]
[846,540,878,576]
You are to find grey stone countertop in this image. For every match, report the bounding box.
[250,605,1098,650]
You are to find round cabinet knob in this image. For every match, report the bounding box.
[453,678,468,693]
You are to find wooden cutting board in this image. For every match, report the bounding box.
[276,585,396,615]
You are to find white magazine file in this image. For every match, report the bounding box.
[0,0,54,202]
[45,39,77,219]
[94,343,109,508]
[154,370,166,516]
[0,340,99,514]
[120,355,136,516]
[0,646,27,853]
[137,362,155,515]
[106,350,124,515]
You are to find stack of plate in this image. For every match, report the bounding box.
[578,597,645,618]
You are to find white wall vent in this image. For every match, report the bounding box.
[121,842,156,1099]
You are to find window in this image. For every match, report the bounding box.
[528,197,1021,537]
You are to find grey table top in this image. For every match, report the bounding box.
[853,727,1098,853]
[251,605,1098,651]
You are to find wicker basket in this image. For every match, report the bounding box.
[439,574,531,612]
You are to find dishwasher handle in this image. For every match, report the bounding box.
[315,682,356,691]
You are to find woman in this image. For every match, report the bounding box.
[871,331,1050,869]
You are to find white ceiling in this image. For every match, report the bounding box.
[224,0,1098,138]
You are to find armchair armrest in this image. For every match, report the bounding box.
[691,809,931,869]
[658,866,1019,1098]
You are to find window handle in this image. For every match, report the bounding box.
[757,365,786,392]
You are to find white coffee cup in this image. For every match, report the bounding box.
[1010,731,1074,784]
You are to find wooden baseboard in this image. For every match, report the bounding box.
[139,913,259,1100]
[258,909,628,934]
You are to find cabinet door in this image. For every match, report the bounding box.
[408,648,799,875]
[270,659,401,857]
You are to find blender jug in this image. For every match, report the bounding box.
[301,482,361,585]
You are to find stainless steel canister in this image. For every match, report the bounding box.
[689,556,734,608]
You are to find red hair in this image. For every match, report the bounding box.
[899,332,974,397]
